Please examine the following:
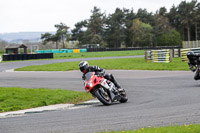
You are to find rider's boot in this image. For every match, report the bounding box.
[113,82,123,92]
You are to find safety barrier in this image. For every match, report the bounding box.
[173,49,181,58]
[145,49,172,63]
[35,49,87,54]
[73,49,80,53]
[144,51,152,62]
[86,46,181,52]
[180,47,200,62]
[3,53,53,61]
[35,47,182,53]
[66,49,73,53]
[180,48,190,62]
[80,49,87,52]
[182,40,200,49]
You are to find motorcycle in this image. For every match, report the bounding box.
[83,72,128,105]
[187,51,200,80]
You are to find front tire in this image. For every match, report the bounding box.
[95,88,112,106]
[119,89,128,103]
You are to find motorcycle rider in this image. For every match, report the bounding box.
[79,61,123,91]
[187,51,200,80]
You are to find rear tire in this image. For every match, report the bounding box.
[95,88,112,106]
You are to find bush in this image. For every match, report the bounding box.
[157,29,181,46]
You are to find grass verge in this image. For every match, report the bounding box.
[100,124,200,133]
[0,87,93,113]
[0,50,144,63]
[15,57,189,71]
[1,50,144,63]
[53,50,144,59]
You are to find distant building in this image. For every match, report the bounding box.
[5,44,27,54]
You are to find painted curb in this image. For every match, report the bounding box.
[0,99,99,118]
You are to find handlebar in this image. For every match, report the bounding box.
[97,72,104,77]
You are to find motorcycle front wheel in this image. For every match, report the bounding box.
[95,87,112,106]
[119,89,128,103]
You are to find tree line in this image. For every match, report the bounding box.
[41,0,200,48]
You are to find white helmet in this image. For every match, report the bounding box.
[79,61,89,73]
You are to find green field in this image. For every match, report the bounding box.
[15,57,189,71]
[53,50,144,59]
[0,50,144,63]
[100,124,200,133]
[0,87,93,113]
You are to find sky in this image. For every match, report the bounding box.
[0,0,195,33]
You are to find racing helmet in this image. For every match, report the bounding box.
[187,51,194,58]
[79,61,89,73]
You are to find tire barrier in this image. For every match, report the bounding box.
[3,53,53,61]
[35,49,87,54]
[87,46,181,52]
[145,49,172,63]
[181,47,200,62]
[34,47,182,53]
[145,51,152,62]
[180,48,190,62]
[182,40,200,49]
[173,49,181,58]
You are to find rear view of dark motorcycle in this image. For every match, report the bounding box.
[187,51,200,80]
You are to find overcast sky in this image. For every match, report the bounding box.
[0,0,194,33]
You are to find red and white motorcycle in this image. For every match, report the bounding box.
[83,72,128,105]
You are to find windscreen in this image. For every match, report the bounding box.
[85,72,94,81]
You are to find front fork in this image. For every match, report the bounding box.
[100,80,121,102]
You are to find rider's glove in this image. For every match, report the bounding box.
[99,70,105,77]
[101,69,105,76]
[97,72,104,77]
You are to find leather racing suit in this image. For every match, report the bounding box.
[82,65,121,88]
[187,53,200,80]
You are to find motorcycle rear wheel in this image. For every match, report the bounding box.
[95,88,112,105]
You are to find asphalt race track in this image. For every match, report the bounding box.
[1,70,200,133]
